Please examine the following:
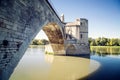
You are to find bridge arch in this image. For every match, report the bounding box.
[66,44,77,55]
[0,0,65,80]
[42,22,64,44]
[0,0,90,79]
[42,22,65,54]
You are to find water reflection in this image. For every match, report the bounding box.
[89,47,120,80]
[10,47,100,80]
[45,54,54,63]
[90,47,120,56]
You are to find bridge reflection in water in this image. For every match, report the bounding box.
[9,48,100,80]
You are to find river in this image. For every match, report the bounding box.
[9,46,120,80]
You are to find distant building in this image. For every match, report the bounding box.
[61,14,89,54]
[64,18,88,46]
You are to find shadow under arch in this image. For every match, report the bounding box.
[42,22,65,55]
[66,44,76,55]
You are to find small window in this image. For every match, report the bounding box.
[80,22,82,26]
[80,34,82,38]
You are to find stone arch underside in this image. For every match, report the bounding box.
[0,0,64,80]
[66,44,77,55]
[43,23,65,54]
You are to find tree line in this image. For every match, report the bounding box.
[31,39,49,45]
[89,37,120,46]
[31,37,120,46]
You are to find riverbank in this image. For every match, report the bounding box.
[90,46,120,55]
[90,46,120,48]
[29,45,45,48]
[90,46,120,50]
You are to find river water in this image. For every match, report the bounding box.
[10,46,120,80]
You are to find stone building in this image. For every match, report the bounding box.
[65,18,88,45]
[61,14,89,55]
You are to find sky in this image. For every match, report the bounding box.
[35,0,120,39]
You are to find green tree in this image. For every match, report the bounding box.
[88,38,93,45]
[118,39,120,46]
[88,37,120,46]
[100,37,108,46]
[95,37,101,46]
[90,40,97,46]
[31,39,49,45]
[32,39,42,45]
[112,39,119,46]
[106,38,110,46]
[41,39,49,45]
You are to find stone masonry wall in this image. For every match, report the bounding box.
[0,0,64,80]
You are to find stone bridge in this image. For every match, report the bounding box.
[0,0,89,80]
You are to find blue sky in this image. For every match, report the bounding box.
[35,0,120,39]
